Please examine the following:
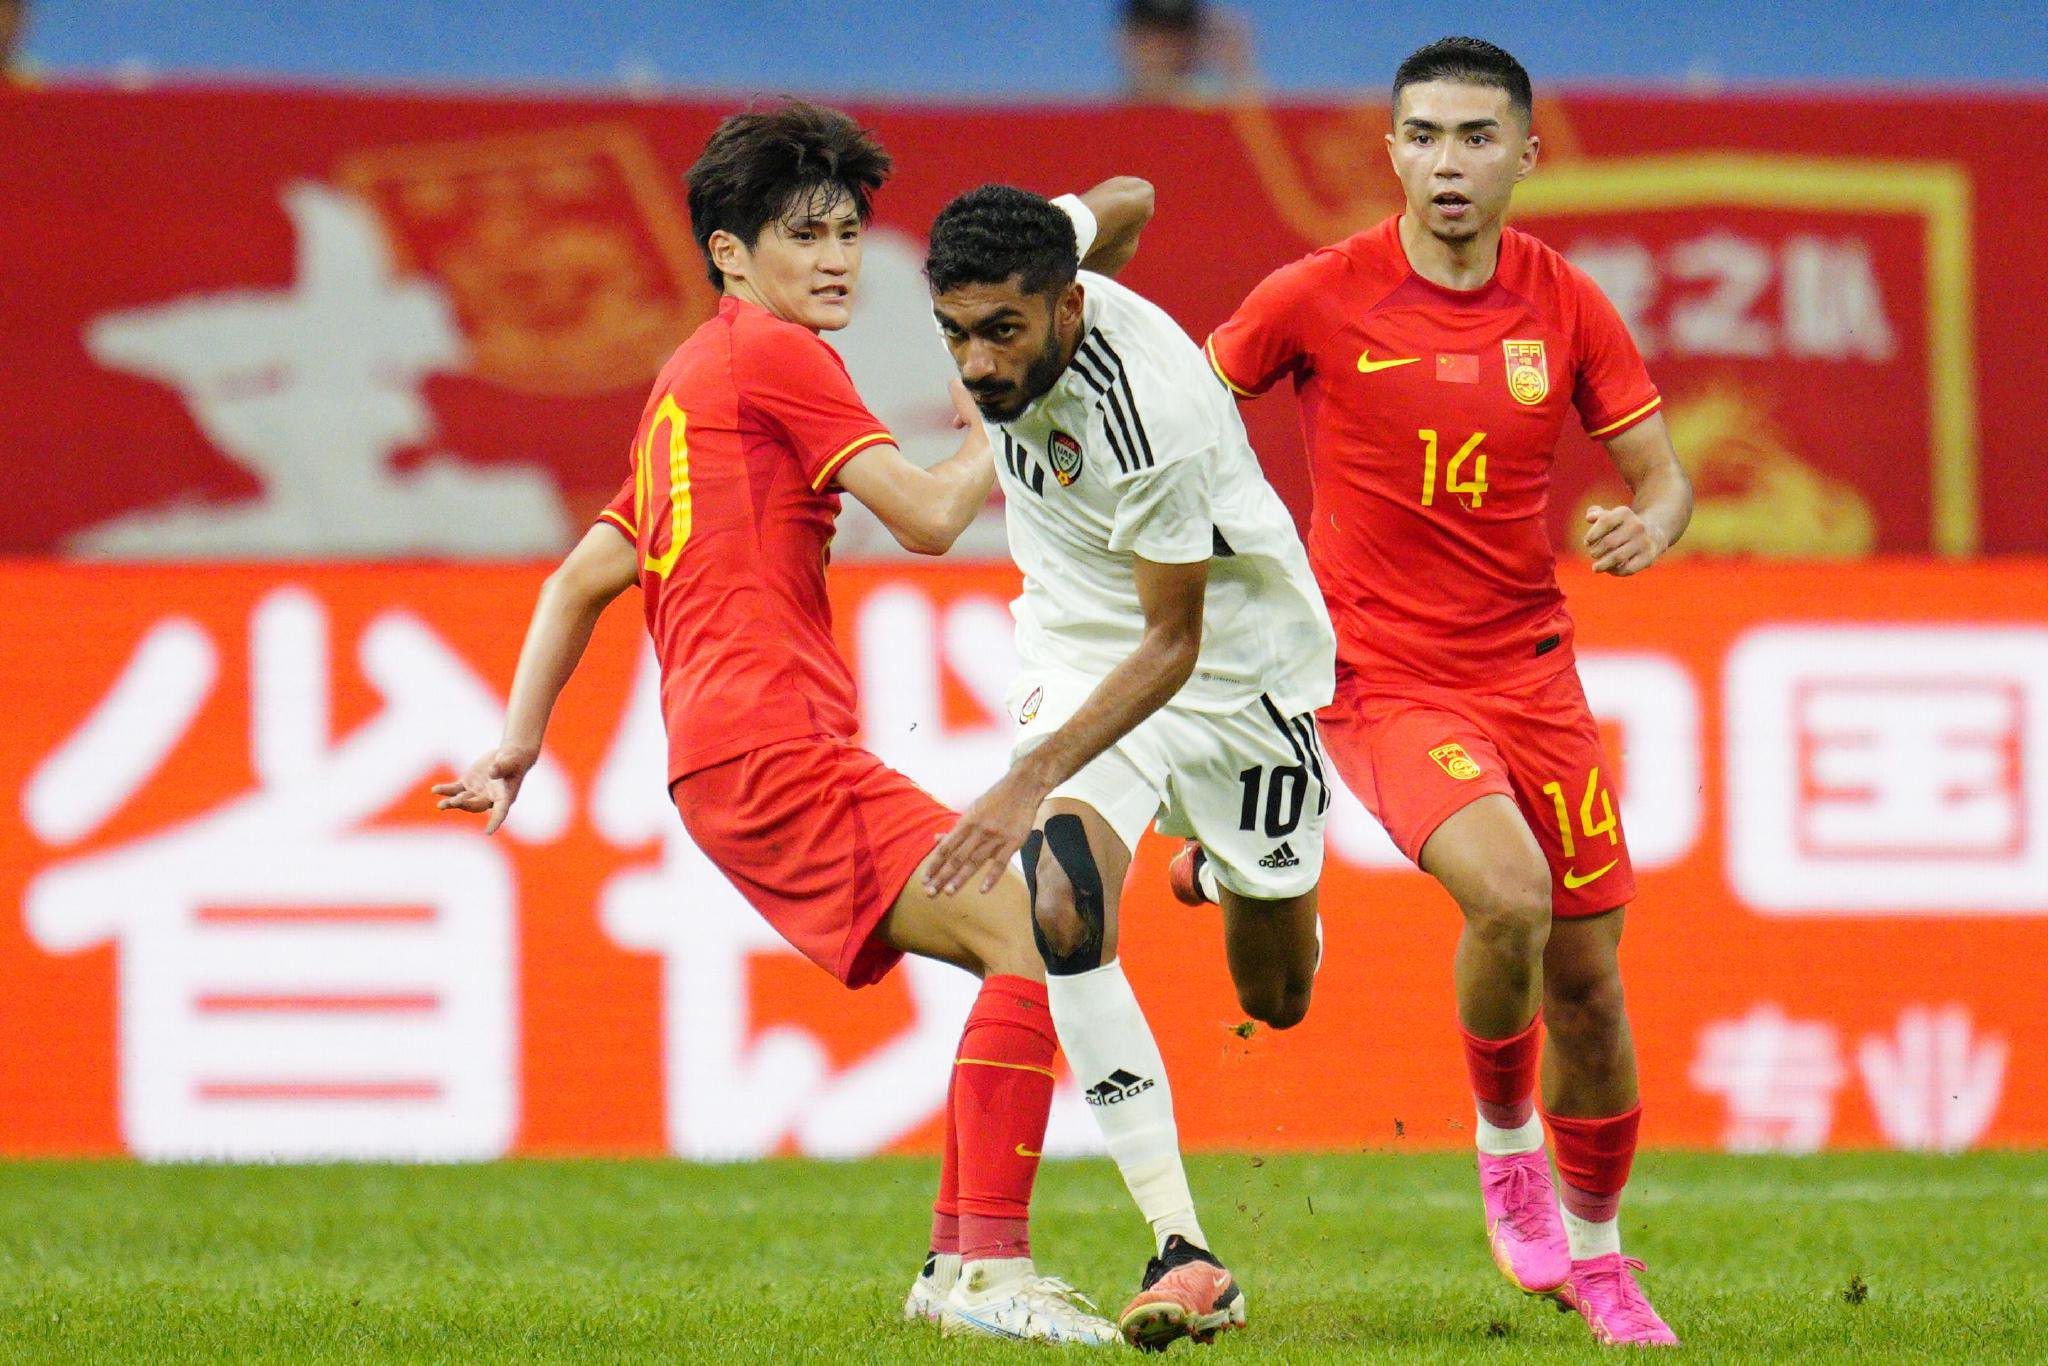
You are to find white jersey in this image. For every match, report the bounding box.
[987,263,1334,719]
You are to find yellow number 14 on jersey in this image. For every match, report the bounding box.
[1418,429,1489,509]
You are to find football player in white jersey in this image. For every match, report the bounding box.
[921,184,1338,1351]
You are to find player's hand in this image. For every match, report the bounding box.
[432,744,537,836]
[1583,504,1667,576]
[925,769,1046,897]
[947,376,982,432]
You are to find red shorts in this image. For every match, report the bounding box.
[1319,665,1637,918]
[672,735,955,988]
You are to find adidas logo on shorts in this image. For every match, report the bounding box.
[1085,1068,1156,1106]
[1259,842,1301,870]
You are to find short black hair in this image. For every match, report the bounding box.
[1393,37,1532,126]
[1124,0,1202,32]
[925,185,1080,300]
[685,100,891,288]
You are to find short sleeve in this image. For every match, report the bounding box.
[737,322,895,491]
[1204,252,1329,398]
[1569,265,1663,441]
[596,471,637,543]
[1109,455,1214,564]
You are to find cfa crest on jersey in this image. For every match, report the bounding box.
[1018,685,1044,724]
[1048,430,1084,486]
[1502,340,1548,405]
[1430,743,1482,780]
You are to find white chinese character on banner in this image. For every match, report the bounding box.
[1690,1004,1847,1152]
[1859,1006,2007,1153]
[76,182,567,558]
[1726,627,2048,914]
[21,588,566,1160]
[596,640,1100,1160]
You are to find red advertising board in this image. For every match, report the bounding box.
[2,559,2044,1159]
[2,84,2043,559]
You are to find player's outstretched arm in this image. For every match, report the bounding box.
[836,378,995,555]
[1076,176,1156,278]
[926,554,1206,896]
[434,524,638,833]
[1584,411,1693,576]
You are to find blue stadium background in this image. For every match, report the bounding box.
[24,0,2047,89]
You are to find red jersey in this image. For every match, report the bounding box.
[1206,216,1660,693]
[600,296,894,782]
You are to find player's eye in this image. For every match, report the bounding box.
[991,325,1018,341]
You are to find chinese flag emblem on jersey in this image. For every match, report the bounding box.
[1503,340,1549,406]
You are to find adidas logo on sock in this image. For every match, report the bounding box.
[1085,1067,1156,1106]
[1258,841,1301,869]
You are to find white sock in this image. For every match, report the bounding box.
[1047,959,1207,1254]
[925,1251,962,1290]
[956,1254,1034,1296]
[1475,1108,1545,1156]
[1562,1206,1622,1260]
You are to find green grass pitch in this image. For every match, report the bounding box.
[1,1151,2042,1361]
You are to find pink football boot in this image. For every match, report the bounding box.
[1476,1150,1571,1294]
[1555,1254,1679,1346]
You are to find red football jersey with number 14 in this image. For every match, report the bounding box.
[1206,216,1661,694]
[600,296,894,783]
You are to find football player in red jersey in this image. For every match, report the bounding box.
[1205,38,1691,1347]
[435,102,1151,1346]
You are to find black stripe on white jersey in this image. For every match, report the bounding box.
[1002,430,1046,496]
[1084,335,1155,469]
[1069,341,1136,475]
[1074,335,1152,471]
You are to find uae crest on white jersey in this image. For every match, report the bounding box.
[1048,430,1084,486]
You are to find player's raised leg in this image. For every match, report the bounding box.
[1541,908,1676,1346]
[883,862,1120,1346]
[1420,794,1572,1296]
[1024,796,1246,1351]
[1217,886,1319,1030]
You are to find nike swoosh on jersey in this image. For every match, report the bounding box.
[1357,351,1422,374]
[1015,1144,1043,1158]
[1561,858,1621,889]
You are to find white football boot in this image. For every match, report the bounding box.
[903,1251,960,1324]
[940,1258,1121,1345]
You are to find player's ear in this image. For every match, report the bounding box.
[1517,131,1540,182]
[1056,280,1085,333]
[708,228,750,284]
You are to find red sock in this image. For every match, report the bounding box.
[1546,1104,1641,1223]
[952,974,1056,1264]
[930,1064,960,1256]
[1460,1012,1542,1129]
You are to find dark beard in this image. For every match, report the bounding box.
[970,324,1071,423]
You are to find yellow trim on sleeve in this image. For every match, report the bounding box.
[955,1058,1057,1078]
[1204,335,1256,398]
[1586,395,1663,441]
[597,508,638,540]
[810,431,894,492]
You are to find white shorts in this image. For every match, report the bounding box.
[1008,673,1328,900]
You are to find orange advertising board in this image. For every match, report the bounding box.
[2,559,2044,1159]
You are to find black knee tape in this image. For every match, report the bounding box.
[1019,830,1044,904]
[1030,813,1106,976]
